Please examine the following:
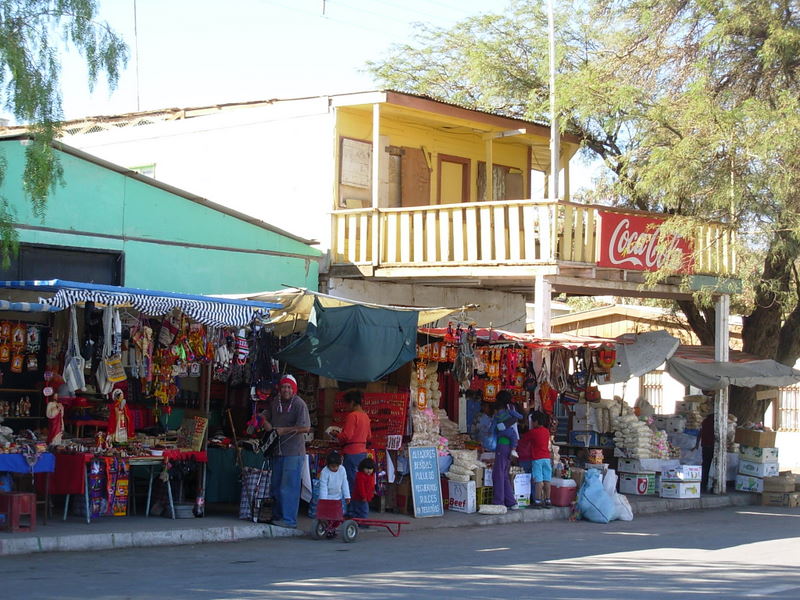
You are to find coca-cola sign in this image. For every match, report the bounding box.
[597,211,694,273]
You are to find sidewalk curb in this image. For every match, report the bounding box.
[0,522,303,556]
[0,493,759,556]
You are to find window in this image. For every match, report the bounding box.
[776,385,800,431]
[640,370,664,414]
[0,244,123,285]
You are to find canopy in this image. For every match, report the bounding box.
[0,298,60,313]
[605,330,681,384]
[666,346,800,390]
[418,327,616,349]
[276,298,417,382]
[220,288,462,335]
[0,280,281,328]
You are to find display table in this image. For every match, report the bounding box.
[0,452,55,525]
[45,451,206,523]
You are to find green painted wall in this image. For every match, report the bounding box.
[1,140,320,294]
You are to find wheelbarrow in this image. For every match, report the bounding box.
[310,499,409,543]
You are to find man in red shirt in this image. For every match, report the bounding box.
[528,411,553,509]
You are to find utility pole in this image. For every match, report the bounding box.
[547,0,559,200]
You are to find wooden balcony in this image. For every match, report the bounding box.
[330,200,736,294]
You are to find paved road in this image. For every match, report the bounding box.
[3,505,799,599]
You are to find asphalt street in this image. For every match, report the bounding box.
[2,505,799,600]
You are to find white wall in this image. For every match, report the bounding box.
[61,98,336,249]
[327,278,528,332]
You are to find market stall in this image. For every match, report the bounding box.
[0,279,281,528]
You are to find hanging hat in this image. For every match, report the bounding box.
[279,374,298,395]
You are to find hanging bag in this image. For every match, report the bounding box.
[63,307,87,393]
[97,308,126,394]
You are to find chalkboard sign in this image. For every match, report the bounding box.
[408,445,443,518]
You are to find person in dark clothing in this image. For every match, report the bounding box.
[695,412,715,492]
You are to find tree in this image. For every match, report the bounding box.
[0,0,127,264]
[368,0,800,423]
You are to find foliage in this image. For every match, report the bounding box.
[0,0,127,265]
[368,0,800,421]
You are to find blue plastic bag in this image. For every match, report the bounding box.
[577,469,616,523]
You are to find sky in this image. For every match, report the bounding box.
[4,0,601,190]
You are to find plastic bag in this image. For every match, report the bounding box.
[577,469,616,523]
[614,493,634,521]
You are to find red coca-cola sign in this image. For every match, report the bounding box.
[597,211,693,273]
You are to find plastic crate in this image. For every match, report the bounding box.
[477,486,493,505]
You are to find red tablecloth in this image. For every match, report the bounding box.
[37,453,93,495]
[37,450,207,496]
[162,450,207,463]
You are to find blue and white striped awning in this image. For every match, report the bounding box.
[0,299,61,313]
[0,280,282,328]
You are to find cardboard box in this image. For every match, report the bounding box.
[484,468,494,487]
[660,480,701,499]
[761,491,800,508]
[569,431,614,448]
[447,480,477,514]
[738,460,780,478]
[470,467,486,487]
[619,472,657,495]
[735,474,764,493]
[739,445,779,463]
[394,478,412,514]
[572,418,600,432]
[763,473,796,493]
[734,428,777,448]
[618,458,644,473]
[572,404,590,419]
[513,473,531,507]
[662,465,702,482]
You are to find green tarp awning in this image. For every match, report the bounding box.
[276,298,417,382]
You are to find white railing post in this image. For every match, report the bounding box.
[371,103,381,265]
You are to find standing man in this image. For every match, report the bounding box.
[695,409,715,493]
[337,389,372,507]
[263,374,310,529]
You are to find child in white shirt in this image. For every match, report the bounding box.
[318,451,351,506]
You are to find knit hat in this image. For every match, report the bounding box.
[280,374,298,395]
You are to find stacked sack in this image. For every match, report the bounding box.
[410,406,441,447]
[612,410,654,459]
[676,395,711,429]
[651,430,670,459]
[445,449,486,483]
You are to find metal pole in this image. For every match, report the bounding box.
[547,0,560,200]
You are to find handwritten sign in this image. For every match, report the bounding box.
[340,138,372,189]
[408,445,443,518]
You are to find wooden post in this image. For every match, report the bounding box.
[534,274,552,338]
[713,294,730,494]
[485,137,493,201]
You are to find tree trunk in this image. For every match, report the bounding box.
[728,386,770,426]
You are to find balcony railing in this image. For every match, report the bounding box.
[330,200,736,276]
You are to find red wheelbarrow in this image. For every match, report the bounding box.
[311,499,409,543]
